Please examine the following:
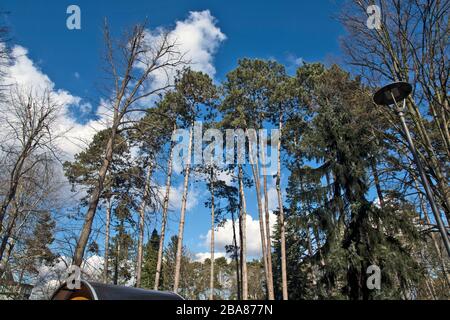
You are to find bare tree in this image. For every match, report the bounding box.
[72,21,186,266]
[0,87,62,234]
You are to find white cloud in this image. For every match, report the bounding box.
[171,10,226,77]
[194,251,229,263]
[143,10,226,92]
[202,212,278,258]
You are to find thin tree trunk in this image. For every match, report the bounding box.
[136,165,153,287]
[247,131,272,300]
[0,239,15,278]
[260,138,275,300]
[113,240,120,285]
[0,145,32,233]
[155,141,175,290]
[275,116,288,300]
[103,198,112,284]
[173,126,194,293]
[0,205,19,262]
[209,166,215,300]
[238,165,248,300]
[231,207,241,300]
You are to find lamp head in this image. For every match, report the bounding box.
[373,82,412,106]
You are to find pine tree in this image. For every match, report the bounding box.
[170,69,219,293]
[141,229,160,289]
[283,64,423,299]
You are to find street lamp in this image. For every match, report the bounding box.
[373,81,450,257]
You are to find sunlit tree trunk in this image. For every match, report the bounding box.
[209,166,215,300]
[260,135,275,300]
[154,142,175,290]
[247,132,273,300]
[275,116,288,300]
[173,126,194,293]
[103,198,112,284]
[231,205,241,300]
[238,165,248,300]
[136,165,153,287]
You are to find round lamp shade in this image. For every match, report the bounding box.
[373,82,412,106]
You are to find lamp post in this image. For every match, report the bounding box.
[373,82,450,257]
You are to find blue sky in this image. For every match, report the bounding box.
[2,0,350,260]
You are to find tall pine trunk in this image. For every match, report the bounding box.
[238,165,248,300]
[136,165,153,287]
[173,126,194,293]
[103,198,112,284]
[247,132,273,300]
[209,166,215,300]
[154,141,175,290]
[260,133,275,300]
[231,206,241,299]
[276,116,288,300]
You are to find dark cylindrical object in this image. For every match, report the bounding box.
[51,280,184,300]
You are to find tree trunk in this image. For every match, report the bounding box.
[0,240,15,279]
[154,143,174,290]
[275,116,288,300]
[238,165,248,300]
[0,204,19,262]
[136,165,153,288]
[247,131,272,300]
[173,126,194,293]
[231,206,241,300]
[0,146,30,233]
[103,198,112,284]
[209,166,215,300]
[73,130,117,267]
[260,139,275,300]
[113,240,120,285]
